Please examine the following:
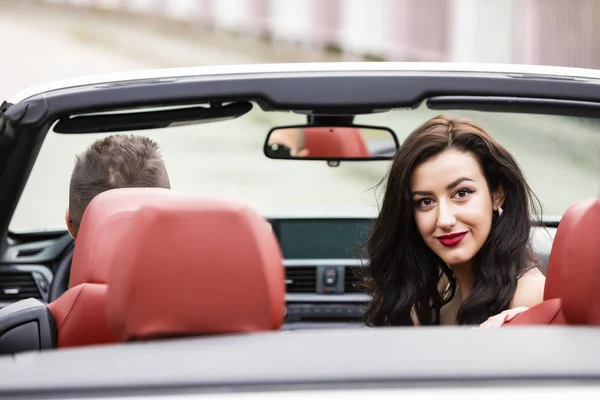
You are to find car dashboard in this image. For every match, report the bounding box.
[0,218,555,326]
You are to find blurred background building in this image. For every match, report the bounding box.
[35,0,600,68]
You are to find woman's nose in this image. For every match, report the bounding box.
[437,201,457,230]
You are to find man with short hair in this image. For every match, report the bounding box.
[65,134,171,238]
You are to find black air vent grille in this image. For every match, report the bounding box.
[344,267,364,293]
[0,272,43,302]
[285,267,317,293]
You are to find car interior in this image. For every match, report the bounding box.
[0,186,598,399]
[0,66,599,364]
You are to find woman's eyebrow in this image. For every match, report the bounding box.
[446,177,474,190]
[411,177,474,197]
[412,190,432,196]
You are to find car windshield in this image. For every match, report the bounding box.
[9,102,600,233]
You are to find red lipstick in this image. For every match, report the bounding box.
[437,232,467,247]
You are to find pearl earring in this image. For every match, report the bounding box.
[498,206,503,217]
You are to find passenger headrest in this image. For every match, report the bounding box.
[106,195,285,342]
[590,228,600,326]
[304,127,370,158]
[545,198,600,324]
[69,188,173,287]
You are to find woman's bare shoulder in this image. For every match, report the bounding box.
[510,267,546,308]
[521,267,546,279]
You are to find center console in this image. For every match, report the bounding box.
[284,259,368,323]
[269,217,373,325]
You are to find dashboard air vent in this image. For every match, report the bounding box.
[0,272,43,303]
[285,267,317,293]
[344,267,364,293]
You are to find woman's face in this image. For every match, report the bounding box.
[410,149,503,269]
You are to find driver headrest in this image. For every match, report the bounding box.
[544,198,600,324]
[70,188,173,287]
[106,195,285,342]
[304,127,370,158]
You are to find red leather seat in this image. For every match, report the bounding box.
[106,195,285,342]
[506,198,600,326]
[47,188,174,348]
[304,127,370,158]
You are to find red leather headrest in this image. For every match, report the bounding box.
[590,234,600,325]
[106,195,285,342]
[304,127,370,158]
[69,188,173,287]
[545,198,600,324]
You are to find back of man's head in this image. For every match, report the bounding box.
[67,134,170,237]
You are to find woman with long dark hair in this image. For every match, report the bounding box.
[362,115,546,327]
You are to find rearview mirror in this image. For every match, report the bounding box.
[264,125,399,161]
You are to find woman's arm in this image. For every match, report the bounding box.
[480,269,546,327]
[509,270,545,309]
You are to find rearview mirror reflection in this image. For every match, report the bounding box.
[264,125,399,161]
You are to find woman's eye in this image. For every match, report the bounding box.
[418,198,433,207]
[454,189,473,199]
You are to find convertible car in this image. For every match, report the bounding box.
[0,62,599,399]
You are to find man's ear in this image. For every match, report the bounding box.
[65,208,76,239]
[492,185,505,212]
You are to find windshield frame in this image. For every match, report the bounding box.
[3,67,600,237]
